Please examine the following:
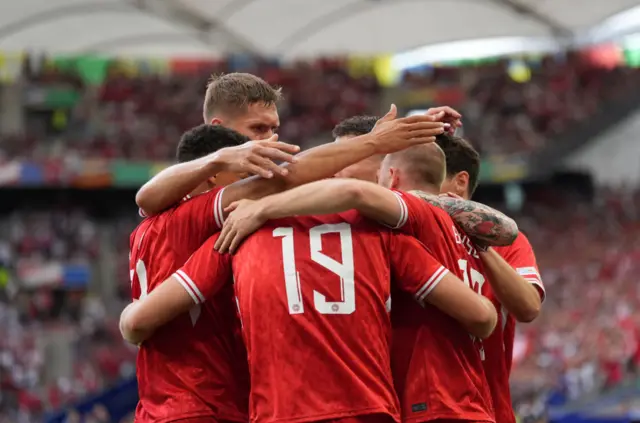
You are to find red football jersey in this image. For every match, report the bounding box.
[389,190,495,423]
[178,211,451,423]
[485,233,545,423]
[129,187,250,423]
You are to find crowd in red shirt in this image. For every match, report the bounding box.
[0,53,639,422]
[2,52,639,162]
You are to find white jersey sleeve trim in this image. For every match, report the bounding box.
[173,270,206,304]
[415,266,449,305]
[388,191,408,229]
[214,187,226,229]
[517,266,545,302]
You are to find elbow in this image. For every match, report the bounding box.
[494,219,519,247]
[135,187,157,217]
[513,302,541,323]
[120,307,149,345]
[469,299,498,339]
[340,181,370,208]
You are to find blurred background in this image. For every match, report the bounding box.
[1,1,640,422]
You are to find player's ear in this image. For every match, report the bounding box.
[390,168,401,190]
[210,117,223,126]
[453,171,469,197]
[207,176,217,188]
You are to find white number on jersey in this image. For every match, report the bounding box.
[458,258,487,360]
[131,258,201,326]
[273,223,356,315]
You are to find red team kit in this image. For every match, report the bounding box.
[129,186,544,423]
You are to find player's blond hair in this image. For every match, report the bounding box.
[202,73,282,122]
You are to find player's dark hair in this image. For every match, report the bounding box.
[435,134,481,196]
[332,115,379,138]
[203,73,282,122]
[177,124,249,163]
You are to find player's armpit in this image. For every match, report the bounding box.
[411,193,518,247]
[426,274,497,339]
[119,276,197,344]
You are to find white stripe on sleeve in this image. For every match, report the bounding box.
[173,272,201,304]
[390,191,408,229]
[213,187,226,229]
[415,266,449,305]
[174,270,206,304]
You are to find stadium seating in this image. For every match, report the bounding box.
[4,53,640,162]
[2,52,640,422]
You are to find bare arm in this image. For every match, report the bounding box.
[409,192,518,247]
[119,277,195,345]
[427,272,497,339]
[136,136,300,216]
[137,106,444,216]
[216,179,517,253]
[256,178,403,226]
[478,248,541,322]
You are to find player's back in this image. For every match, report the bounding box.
[233,211,401,423]
[391,191,494,423]
[129,188,249,423]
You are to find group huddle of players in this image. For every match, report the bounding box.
[119,73,545,423]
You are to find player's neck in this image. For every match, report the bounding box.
[395,182,439,196]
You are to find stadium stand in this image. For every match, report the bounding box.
[5,53,640,162]
[0,52,638,422]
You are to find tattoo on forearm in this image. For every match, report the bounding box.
[407,190,518,246]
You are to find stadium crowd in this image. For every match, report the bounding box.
[0,53,639,421]
[3,51,640,162]
[0,189,638,421]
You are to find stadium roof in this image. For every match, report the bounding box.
[2,0,640,59]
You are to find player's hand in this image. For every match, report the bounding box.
[370,104,447,154]
[215,200,268,254]
[426,106,462,135]
[439,192,463,200]
[215,135,301,179]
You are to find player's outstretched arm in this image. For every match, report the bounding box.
[478,248,541,322]
[215,178,405,253]
[412,192,518,247]
[391,234,497,339]
[217,105,444,210]
[136,135,301,216]
[138,105,444,217]
[119,278,197,344]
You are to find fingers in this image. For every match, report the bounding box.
[258,140,300,156]
[254,144,299,164]
[229,232,243,254]
[215,221,233,251]
[378,104,397,123]
[224,201,240,213]
[216,227,235,253]
[249,154,289,177]
[397,114,438,124]
[242,162,277,179]
[428,106,462,118]
[440,192,462,199]
[404,121,446,133]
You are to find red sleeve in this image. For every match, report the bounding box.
[388,233,450,306]
[173,233,233,305]
[389,190,440,238]
[168,187,227,245]
[495,233,545,302]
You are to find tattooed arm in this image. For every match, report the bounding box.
[408,191,518,247]
[215,178,518,253]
